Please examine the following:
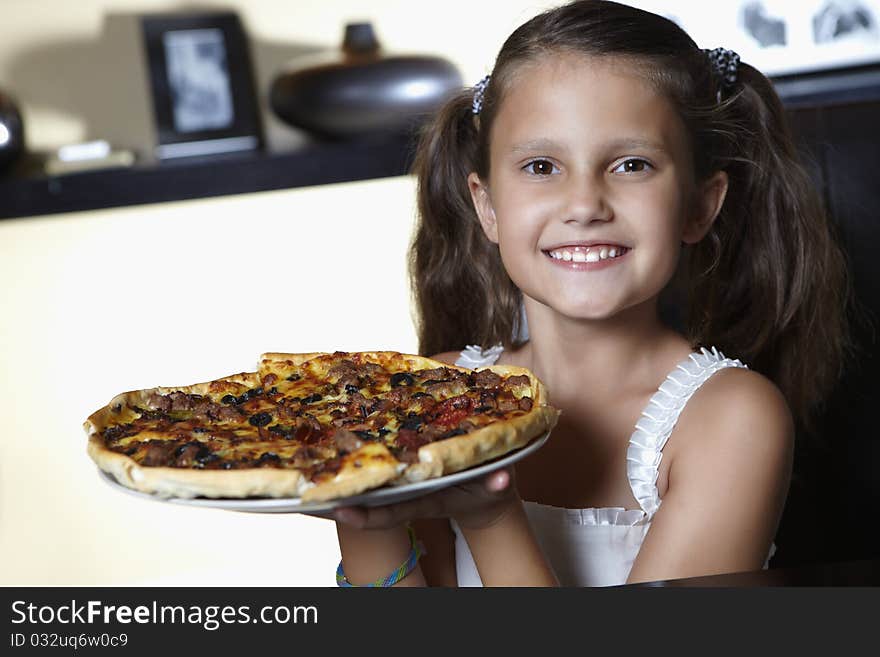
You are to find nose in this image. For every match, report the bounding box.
[562,173,612,225]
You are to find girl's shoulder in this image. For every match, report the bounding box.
[691,366,791,425]
[672,365,794,469]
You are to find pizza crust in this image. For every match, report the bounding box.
[259,351,458,375]
[300,443,405,503]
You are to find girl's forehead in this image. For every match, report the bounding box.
[504,52,658,101]
[493,54,687,153]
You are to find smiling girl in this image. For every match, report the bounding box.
[332,0,848,586]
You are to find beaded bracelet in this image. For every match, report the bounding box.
[336,526,426,587]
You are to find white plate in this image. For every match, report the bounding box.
[98,431,551,515]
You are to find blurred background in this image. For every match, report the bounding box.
[1,0,878,585]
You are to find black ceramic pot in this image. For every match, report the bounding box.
[270,23,462,139]
[0,90,25,172]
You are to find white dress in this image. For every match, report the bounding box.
[450,344,773,587]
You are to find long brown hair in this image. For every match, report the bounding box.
[409,0,850,428]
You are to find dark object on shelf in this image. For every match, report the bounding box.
[771,62,880,108]
[270,22,462,139]
[0,90,25,173]
[141,12,263,160]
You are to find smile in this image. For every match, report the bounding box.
[544,245,629,264]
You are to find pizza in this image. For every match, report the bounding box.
[84,351,559,503]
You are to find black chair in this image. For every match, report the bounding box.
[773,72,880,566]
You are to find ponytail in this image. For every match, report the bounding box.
[409,91,523,357]
[683,63,851,429]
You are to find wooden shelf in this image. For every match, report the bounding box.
[0,131,417,220]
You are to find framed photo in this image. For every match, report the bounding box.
[141,12,263,160]
[625,1,880,105]
[628,0,880,76]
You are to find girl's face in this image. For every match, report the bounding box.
[469,54,726,323]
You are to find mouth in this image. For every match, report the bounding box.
[542,244,630,264]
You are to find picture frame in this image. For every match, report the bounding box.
[141,12,263,160]
[628,0,880,77]
[626,0,880,106]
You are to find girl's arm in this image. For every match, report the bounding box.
[411,518,458,586]
[626,367,794,584]
[335,523,427,587]
[335,520,456,587]
[457,501,559,586]
[334,468,558,586]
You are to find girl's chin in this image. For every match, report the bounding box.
[545,301,625,322]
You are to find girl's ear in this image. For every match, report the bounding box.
[682,170,728,244]
[468,172,499,243]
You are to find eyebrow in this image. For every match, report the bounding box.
[605,137,669,154]
[509,137,669,155]
[510,138,567,155]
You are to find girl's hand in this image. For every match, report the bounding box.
[332,466,519,531]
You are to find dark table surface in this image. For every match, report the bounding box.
[634,558,880,587]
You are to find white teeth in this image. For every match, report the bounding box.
[547,246,626,262]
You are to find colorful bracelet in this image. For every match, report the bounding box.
[336,526,426,587]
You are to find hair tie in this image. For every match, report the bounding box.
[472,75,491,115]
[703,47,741,100]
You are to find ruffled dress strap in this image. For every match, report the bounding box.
[627,347,747,519]
[455,344,504,368]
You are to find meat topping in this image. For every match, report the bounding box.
[496,393,519,413]
[169,392,198,412]
[145,393,171,412]
[505,374,531,388]
[141,441,177,466]
[425,380,465,399]
[332,429,364,454]
[473,369,502,388]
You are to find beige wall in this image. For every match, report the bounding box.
[0,176,420,585]
[0,0,567,586]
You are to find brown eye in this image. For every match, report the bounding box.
[614,159,651,174]
[526,159,556,175]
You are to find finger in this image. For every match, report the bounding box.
[484,467,511,493]
[333,506,369,528]
[334,494,444,530]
